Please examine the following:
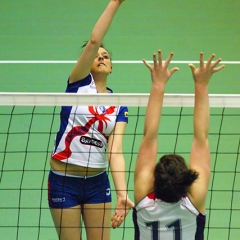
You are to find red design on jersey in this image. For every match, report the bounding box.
[148,192,156,199]
[53,106,116,160]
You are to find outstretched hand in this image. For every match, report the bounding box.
[189,52,225,84]
[143,50,179,85]
[111,196,134,229]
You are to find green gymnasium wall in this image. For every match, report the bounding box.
[0,1,239,240]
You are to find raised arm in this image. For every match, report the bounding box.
[134,50,179,204]
[188,53,225,213]
[69,0,125,83]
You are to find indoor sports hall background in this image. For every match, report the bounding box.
[0,0,239,239]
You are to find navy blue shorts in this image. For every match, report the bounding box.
[48,170,112,208]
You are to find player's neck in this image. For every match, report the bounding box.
[95,79,108,93]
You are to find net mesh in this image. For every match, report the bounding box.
[0,93,239,240]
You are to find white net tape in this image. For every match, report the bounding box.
[1,92,240,108]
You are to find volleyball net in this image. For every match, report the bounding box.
[0,92,239,240]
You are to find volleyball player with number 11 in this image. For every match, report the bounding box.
[133,50,224,239]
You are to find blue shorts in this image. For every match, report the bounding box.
[48,170,112,208]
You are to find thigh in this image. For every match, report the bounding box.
[50,205,82,240]
[48,170,82,208]
[82,202,112,240]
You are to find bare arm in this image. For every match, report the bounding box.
[108,122,134,228]
[134,51,179,204]
[69,0,125,83]
[188,53,225,213]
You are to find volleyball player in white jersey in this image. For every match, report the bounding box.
[48,1,134,240]
[133,50,224,240]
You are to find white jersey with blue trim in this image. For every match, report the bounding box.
[51,74,128,168]
[133,192,206,240]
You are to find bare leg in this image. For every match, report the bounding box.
[50,205,82,240]
[82,202,112,240]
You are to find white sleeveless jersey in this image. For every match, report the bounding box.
[51,74,128,168]
[133,192,206,240]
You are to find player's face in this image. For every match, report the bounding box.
[90,48,112,75]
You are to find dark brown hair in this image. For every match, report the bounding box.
[81,41,112,60]
[154,154,198,203]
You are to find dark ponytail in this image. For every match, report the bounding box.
[154,154,198,203]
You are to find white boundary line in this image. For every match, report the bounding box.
[0,92,240,107]
[0,60,239,64]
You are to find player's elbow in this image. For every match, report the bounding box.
[108,150,122,162]
[143,130,158,140]
[194,130,209,142]
[88,37,100,47]
[193,137,209,148]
